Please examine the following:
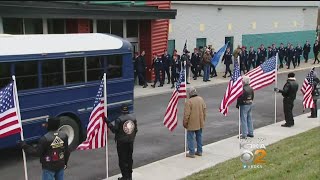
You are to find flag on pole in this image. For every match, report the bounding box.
[211,42,229,67]
[164,69,187,131]
[77,78,107,150]
[301,67,315,109]
[245,56,277,91]
[0,82,22,138]
[219,59,243,116]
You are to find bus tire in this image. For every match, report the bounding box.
[58,116,80,151]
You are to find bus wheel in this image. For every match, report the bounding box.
[58,116,80,151]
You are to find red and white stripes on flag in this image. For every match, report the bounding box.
[164,69,186,131]
[245,56,277,91]
[301,68,315,109]
[0,82,22,138]
[219,60,243,116]
[77,79,107,150]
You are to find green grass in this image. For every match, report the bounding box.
[184,127,320,180]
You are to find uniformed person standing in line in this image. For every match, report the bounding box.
[105,104,138,180]
[20,117,70,180]
[222,47,233,78]
[151,53,164,88]
[278,43,286,69]
[271,43,278,57]
[247,46,256,70]
[181,49,191,84]
[162,49,171,84]
[170,54,181,88]
[260,44,267,63]
[256,48,265,67]
[267,46,273,59]
[284,43,291,65]
[191,48,201,80]
[239,46,248,74]
[313,40,320,64]
[303,40,311,63]
[287,45,296,69]
[295,44,303,67]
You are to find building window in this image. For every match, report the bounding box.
[0,63,12,89]
[42,59,63,87]
[86,56,105,81]
[111,20,123,37]
[3,18,23,34]
[167,40,175,55]
[24,18,43,34]
[48,19,65,34]
[97,20,110,33]
[107,55,122,79]
[196,38,207,49]
[15,61,39,90]
[126,20,138,38]
[65,57,85,84]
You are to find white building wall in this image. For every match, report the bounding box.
[169,3,318,54]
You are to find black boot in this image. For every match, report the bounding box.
[151,84,155,88]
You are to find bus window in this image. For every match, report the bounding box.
[107,55,122,79]
[86,56,104,82]
[15,61,38,90]
[42,59,63,87]
[65,57,85,84]
[0,63,11,89]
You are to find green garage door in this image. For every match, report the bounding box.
[196,38,207,49]
[167,39,175,55]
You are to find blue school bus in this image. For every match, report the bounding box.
[0,33,134,150]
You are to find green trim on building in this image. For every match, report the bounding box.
[242,30,317,59]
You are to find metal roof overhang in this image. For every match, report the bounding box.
[0,1,177,20]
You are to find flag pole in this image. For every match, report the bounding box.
[239,106,241,147]
[275,53,278,124]
[184,62,187,157]
[103,73,109,179]
[12,75,29,180]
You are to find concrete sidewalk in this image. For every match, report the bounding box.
[107,113,319,180]
[134,63,320,99]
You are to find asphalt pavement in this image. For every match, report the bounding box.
[0,68,316,180]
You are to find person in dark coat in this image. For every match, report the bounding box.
[287,45,296,69]
[267,46,273,59]
[19,117,70,180]
[271,43,278,57]
[278,43,286,69]
[105,104,138,180]
[284,43,291,65]
[222,47,233,78]
[137,50,148,88]
[309,71,320,118]
[191,48,201,80]
[274,72,299,127]
[239,46,248,74]
[260,44,267,63]
[295,44,303,67]
[256,48,265,67]
[181,49,191,84]
[132,52,139,85]
[303,40,311,63]
[162,49,171,84]
[313,40,320,64]
[247,46,256,70]
[170,54,181,88]
[151,53,164,88]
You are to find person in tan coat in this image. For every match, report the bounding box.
[183,87,207,158]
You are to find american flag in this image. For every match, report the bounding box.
[245,56,277,91]
[163,69,187,131]
[77,79,107,150]
[0,82,22,138]
[301,68,315,109]
[219,59,243,116]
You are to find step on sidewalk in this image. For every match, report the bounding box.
[107,113,319,180]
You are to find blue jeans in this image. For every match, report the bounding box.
[42,169,64,180]
[240,105,254,137]
[187,129,203,155]
[203,64,210,81]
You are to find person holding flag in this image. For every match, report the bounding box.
[105,104,138,180]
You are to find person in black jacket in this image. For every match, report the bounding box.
[20,117,70,180]
[162,50,171,84]
[151,53,164,88]
[170,54,181,88]
[284,43,291,64]
[256,48,265,67]
[181,49,191,84]
[191,48,201,80]
[309,71,320,118]
[274,72,299,127]
[137,51,148,88]
[271,43,278,57]
[313,40,319,64]
[278,43,286,69]
[239,46,248,75]
[295,44,303,67]
[105,104,138,180]
[260,44,267,63]
[222,47,233,78]
[287,45,296,69]
[267,46,273,59]
[303,40,311,63]
[247,46,256,70]
[236,76,254,139]
[133,52,139,85]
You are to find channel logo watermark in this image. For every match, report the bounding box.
[240,138,267,169]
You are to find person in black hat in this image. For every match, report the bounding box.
[274,72,299,127]
[105,104,138,180]
[19,117,70,180]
